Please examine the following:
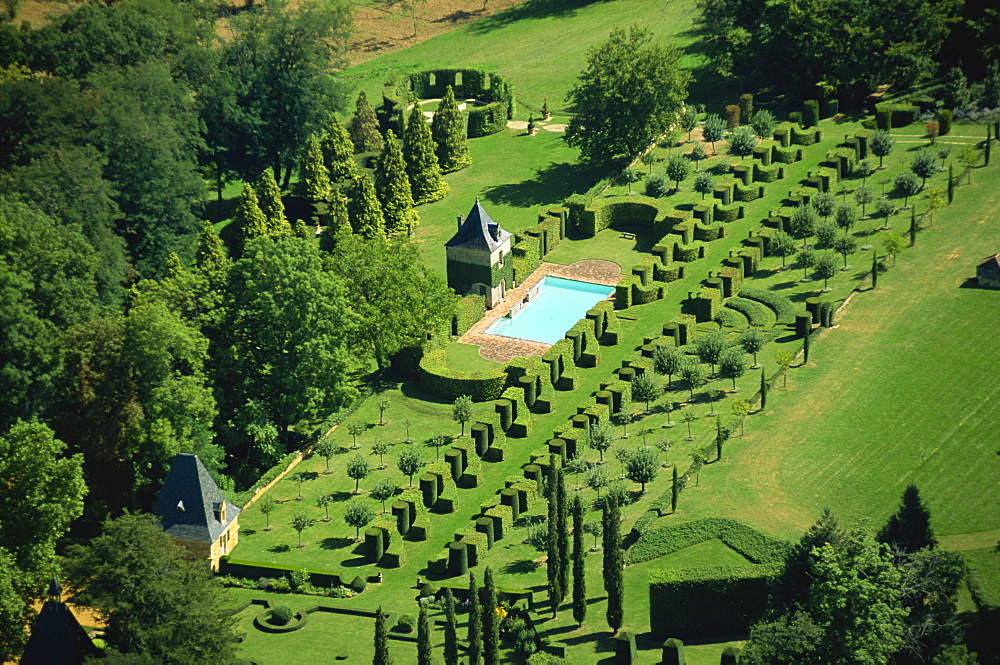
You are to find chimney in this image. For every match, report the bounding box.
[456,214,464,231]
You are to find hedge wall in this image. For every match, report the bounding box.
[648,564,780,640]
[575,196,676,238]
[220,559,344,589]
[397,69,515,138]
[629,517,790,565]
[418,348,507,401]
[452,294,486,336]
[738,287,796,325]
[724,297,773,327]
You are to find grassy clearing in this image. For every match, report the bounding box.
[651,157,1000,541]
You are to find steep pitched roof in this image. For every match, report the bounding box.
[19,600,100,665]
[977,254,1000,278]
[153,453,240,544]
[445,200,511,251]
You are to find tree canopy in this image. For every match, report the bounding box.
[565,25,691,164]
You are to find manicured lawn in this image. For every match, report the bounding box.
[645,155,1000,542]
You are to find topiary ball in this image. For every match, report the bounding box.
[271,605,294,626]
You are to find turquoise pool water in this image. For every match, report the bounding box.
[486,276,615,344]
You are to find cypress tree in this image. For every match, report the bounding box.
[417,603,432,665]
[443,588,459,665]
[297,133,332,202]
[256,169,290,237]
[602,496,621,596]
[321,114,358,182]
[947,163,954,204]
[871,252,879,289]
[605,528,624,634]
[349,90,384,154]
[671,466,679,513]
[404,105,449,204]
[374,605,391,665]
[759,368,767,410]
[571,493,587,626]
[716,415,723,461]
[556,458,569,604]
[547,456,563,616]
[986,124,992,167]
[467,573,482,665]
[432,85,472,172]
[909,206,917,246]
[877,484,937,553]
[482,567,499,665]
[375,130,419,236]
[233,183,269,254]
[347,173,386,239]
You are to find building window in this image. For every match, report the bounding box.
[479,285,487,296]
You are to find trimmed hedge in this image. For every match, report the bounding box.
[738,288,796,325]
[575,195,677,238]
[418,348,507,401]
[648,564,781,640]
[452,294,485,336]
[400,69,515,137]
[724,297,774,328]
[629,517,790,565]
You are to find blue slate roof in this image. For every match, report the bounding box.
[445,200,510,251]
[153,453,239,544]
[20,600,100,665]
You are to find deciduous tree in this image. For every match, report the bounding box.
[343,501,374,540]
[631,372,662,412]
[585,419,615,463]
[565,25,690,163]
[871,130,895,168]
[65,513,240,663]
[665,155,693,189]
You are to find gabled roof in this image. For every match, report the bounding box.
[977,254,1000,277]
[19,600,100,665]
[153,453,239,544]
[445,199,511,252]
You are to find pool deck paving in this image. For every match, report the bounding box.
[458,260,622,362]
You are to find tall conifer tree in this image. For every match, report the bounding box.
[349,90,384,154]
[374,130,419,236]
[606,546,624,634]
[374,605,390,665]
[417,603,432,665]
[321,114,358,181]
[467,572,482,665]
[194,221,231,283]
[233,183,268,255]
[432,86,472,172]
[256,169,290,237]
[602,495,621,596]
[547,456,563,616]
[571,493,587,626]
[347,173,385,239]
[483,567,500,665]
[297,133,332,202]
[443,587,459,665]
[556,458,569,601]
[671,466,679,512]
[319,192,351,252]
[404,106,449,203]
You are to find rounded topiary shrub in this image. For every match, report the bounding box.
[393,613,416,633]
[271,605,294,626]
[350,575,367,592]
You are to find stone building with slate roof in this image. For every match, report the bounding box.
[976,253,1000,289]
[19,579,100,665]
[445,199,513,308]
[153,453,240,571]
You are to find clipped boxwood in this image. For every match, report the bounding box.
[648,564,780,640]
[738,288,796,325]
[418,348,507,401]
[630,517,790,565]
[724,297,774,328]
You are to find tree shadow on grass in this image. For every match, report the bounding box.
[466,0,597,34]
[320,536,354,551]
[268,544,291,554]
[482,161,605,209]
[502,559,539,575]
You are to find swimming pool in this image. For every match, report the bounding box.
[486,276,615,344]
